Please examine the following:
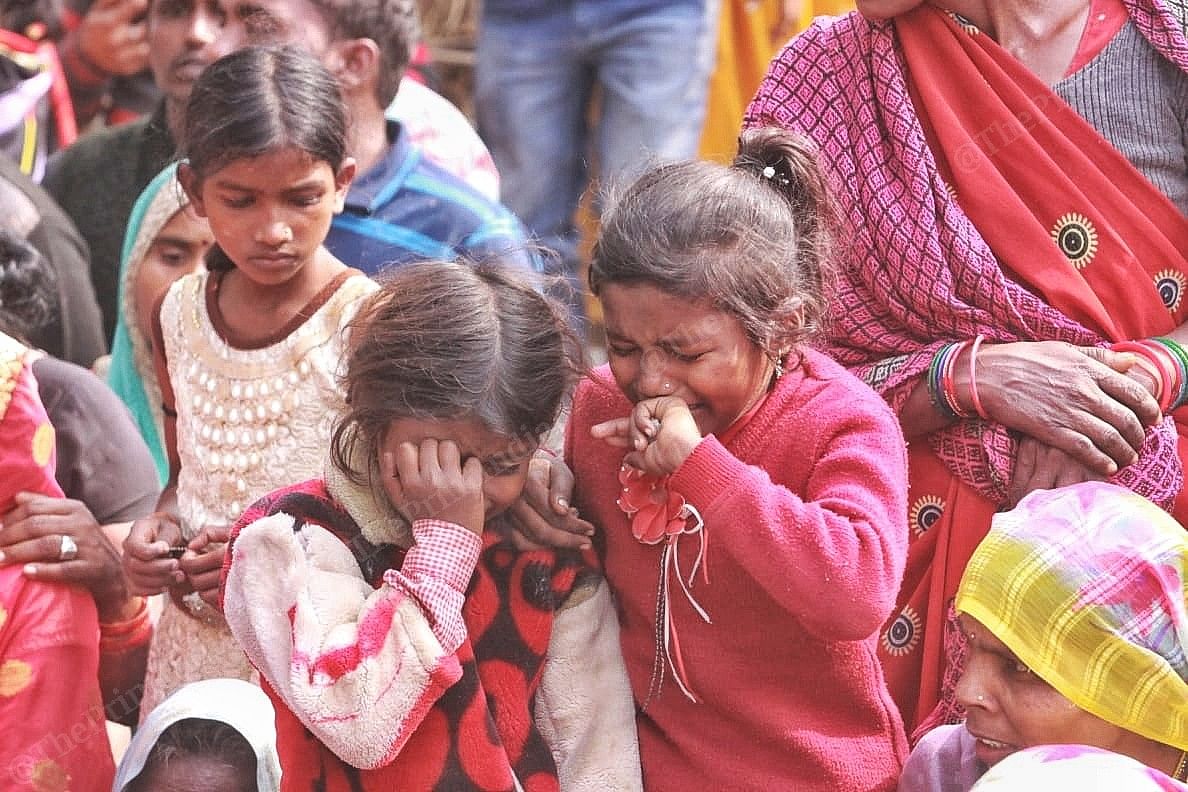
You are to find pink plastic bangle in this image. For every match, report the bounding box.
[1111,341,1174,412]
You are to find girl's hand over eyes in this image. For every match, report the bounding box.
[382,438,486,535]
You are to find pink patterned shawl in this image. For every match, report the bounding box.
[744,1,1188,506]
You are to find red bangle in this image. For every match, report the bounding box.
[1112,341,1175,412]
[941,340,973,418]
[100,597,149,636]
[99,623,153,654]
[1141,340,1184,407]
[99,597,152,653]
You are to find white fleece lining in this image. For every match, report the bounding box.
[535,581,643,791]
[224,513,455,769]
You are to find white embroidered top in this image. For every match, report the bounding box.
[140,268,378,719]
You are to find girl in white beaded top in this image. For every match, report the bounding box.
[122,45,378,718]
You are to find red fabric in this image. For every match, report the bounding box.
[745,0,1188,732]
[228,480,595,791]
[1067,0,1129,76]
[891,3,1188,729]
[0,339,110,790]
[567,353,909,791]
[0,345,62,510]
[0,569,113,791]
[902,5,1188,344]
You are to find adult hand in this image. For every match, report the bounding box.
[506,454,594,550]
[0,493,131,621]
[179,524,229,609]
[74,0,150,76]
[970,342,1160,476]
[124,512,185,596]
[591,396,702,478]
[381,438,485,535]
[1005,436,1107,509]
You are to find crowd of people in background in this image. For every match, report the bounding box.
[0,0,1187,790]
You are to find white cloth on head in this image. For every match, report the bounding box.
[112,677,281,791]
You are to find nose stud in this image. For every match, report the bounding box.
[662,382,673,393]
[279,227,294,243]
[977,695,985,702]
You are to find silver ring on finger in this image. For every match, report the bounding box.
[58,534,78,562]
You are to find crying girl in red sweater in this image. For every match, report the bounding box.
[550,128,911,791]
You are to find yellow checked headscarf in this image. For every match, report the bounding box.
[957,482,1188,752]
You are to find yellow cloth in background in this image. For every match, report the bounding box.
[699,0,854,160]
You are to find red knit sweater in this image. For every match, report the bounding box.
[567,352,910,791]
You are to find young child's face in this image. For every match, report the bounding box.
[600,281,775,438]
[133,206,213,343]
[183,145,354,287]
[379,416,537,525]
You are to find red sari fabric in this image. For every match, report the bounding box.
[746,1,1188,732]
[0,334,114,791]
[897,4,1188,731]
[0,341,62,510]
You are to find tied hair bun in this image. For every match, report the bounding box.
[734,127,823,203]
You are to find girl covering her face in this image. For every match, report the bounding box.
[222,261,642,791]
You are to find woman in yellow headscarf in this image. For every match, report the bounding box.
[700,0,854,160]
[900,482,1188,791]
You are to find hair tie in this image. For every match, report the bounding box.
[761,165,789,188]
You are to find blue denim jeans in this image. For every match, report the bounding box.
[476,1,717,323]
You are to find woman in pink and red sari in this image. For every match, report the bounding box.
[746,0,1188,733]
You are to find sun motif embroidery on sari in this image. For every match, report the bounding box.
[1156,270,1187,313]
[945,10,981,36]
[883,605,923,657]
[910,494,946,537]
[616,464,710,705]
[1050,213,1100,269]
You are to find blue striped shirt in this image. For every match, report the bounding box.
[326,122,538,275]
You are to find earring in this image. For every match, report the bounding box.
[773,359,784,380]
